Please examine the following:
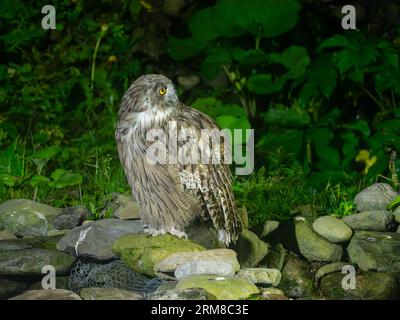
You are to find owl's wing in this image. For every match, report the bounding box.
[175,105,242,244]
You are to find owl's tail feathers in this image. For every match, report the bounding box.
[218,220,242,247]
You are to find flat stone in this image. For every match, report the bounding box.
[9,289,82,300]
[0,199,61,237]
[237,268,281,286]
[347,230,400,272]
[101,193,141,220]
[354,183,398,212]
[176,275,259,300]
[57,218,144,260]
[232,230,269,267]
[154,249,240,279]
[279,253,315,298]
[295,218,343,262]
[175,260,235,280]
[54,206,88,229]
[320,272,399,300]
[112,234,205,277]
[315,262,351,281]
[0,248,75,275]
[342,210,393,231]
[80,287,144,300]
[313,216,352,243]
[0,277,28,299]
[148,288,209,300]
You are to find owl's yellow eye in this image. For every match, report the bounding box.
[159,87,167,95]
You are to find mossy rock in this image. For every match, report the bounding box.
[112,234,205,276]
[232,230,269,267]
[176,275,259,300]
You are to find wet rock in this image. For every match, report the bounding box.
[315,262,351,281]
[393,206,400,223]
[279,253,314,298]
[354,183,398,212]
[259,220,280,238]
[0,248,75,275]
[0,277,28,299]
[347,230,400,272]
[176,275,259,300]
[312,216,352,243]
[320,272,399,300]
[262,243,287,271]
[342,210,393,231]
[101,193,140,220]
[148,288,209,300]
[295,218,343,262]
[260,287,285,297]
[0,199,62,237]
[233,230,269,267]
[175,260,235,280]
[54,206,88,229]
[57,218,144,260]
[9,289,82,300]
[237,268,281,286]
[80,287,144,300]
[29,276,70,291]
[112,234,205,277]
[154,249,240,279]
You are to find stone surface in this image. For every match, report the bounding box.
[185,218,225,249]
[347,230,400,272]
[393,206,400,223]
[0,277,28,299]
[54,206,88,229]
[320,272,399,300]
[112,234,205,277]
[260,220,280,238]
[237,206,249,230]
[57,218,144,260]
[154,249,240,279]
[0,248,75,275]
[29,276,70,291]
[279,253,314,298]
[342,210,393,231]
[176,275,259,300]
[9,289,82,300]
[79,287,144,300]
[315,262,350,281]
[295,218,343,262]
[260,287,285,297]
[354,183,398,212]
[232,230,269,267]
[262,243,287,271]
[312,216,352,243]
[175,260,235,280]
[148,288,208,300]
[0,230,16,240]
[101,193,141,220]
[237,268,281,286]
[0,199,61,237]
[0,234,64,252]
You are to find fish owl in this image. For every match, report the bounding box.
[115,74,242,245]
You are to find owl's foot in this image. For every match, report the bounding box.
[142,225,188,239]
[169,228,188,239]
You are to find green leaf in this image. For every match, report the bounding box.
[0,173,18,187]
[30,174,49,187]
[50,168,67,181]
[262,104,310,127]
[270,46,310,79]
[343,120,370,137]
[200,47,231,80]
[238,0,301,38]
[189,7,220,43]
[191,97,224,119]
[318,35,351,50]
[247,74,285,94]
[212,0,246,38]
[30,146,62,161]
[232,48,268,65]
[49,170,82,189]
[167,37,206,61]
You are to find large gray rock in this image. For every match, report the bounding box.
[393,206,400,223]
[295,218,343,262]
[0,234,65,252]
[315,262,351,281]
[0,277,28,299]
[9,289,82,300]
[147,288,208,300]
[258,220,280,238]
[232,230,269,267]
[79,287,144,300]
[312,216,352,243]
[354,183,398,212]
[175,260,235,280]
[262,243,287,271]
[101,193,141,220]
[0,199,62,237]
[54,206,89,229]
[347,230,400,272]
[279,253,314,298]
[342,210,394,231]
[320,272,399,300]
[57,218,144,260]
[0,248,75,275]
[154,249,240,279]
[237,268,281,286]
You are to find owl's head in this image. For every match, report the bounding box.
[118,74,179,124]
